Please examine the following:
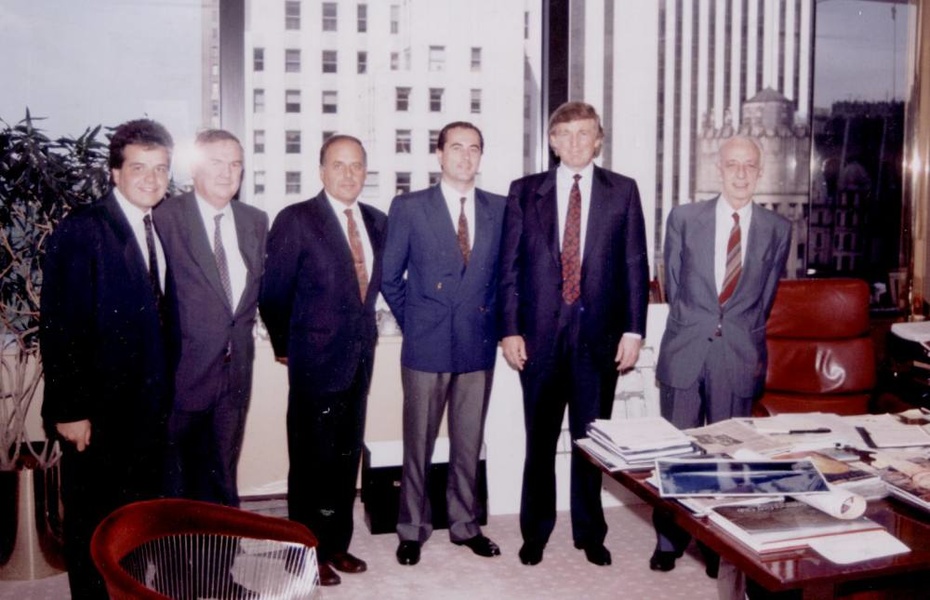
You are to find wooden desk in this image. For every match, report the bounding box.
[586,456,930,599]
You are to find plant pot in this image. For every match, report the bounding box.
[0,456,65,580]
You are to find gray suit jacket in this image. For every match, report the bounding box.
[155,192,268,412]
[656,197,791,397]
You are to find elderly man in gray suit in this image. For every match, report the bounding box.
[650,136,791,588]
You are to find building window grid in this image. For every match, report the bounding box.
[428,172,441,186]
[471,47,481,71]
[253,89,265,113]
[254,130,265,153]
[322,50,338,73]
[357,51,367,73]
[396,87,411,111]
[428,45,445,72]
[285,171,301,194]
[254,170,266,195]
[322,90,338,113]
[253,47,264,71]
[429,88,444,112]
[428,130,439,153]
[285,89,301,113]
[390,5,399,34]
[396,172,411,195]
[322,2,337,31]
[285,130,301,154]
[395,130,412,153]
[285,0,300,30]
[470,89,481,114]
[357,4,367,32]
[285,49,301,73]
[390,52,399,71]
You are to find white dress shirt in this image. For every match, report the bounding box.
[195,195,247,311]
[440,181,476,249]
[326,194,374,284]
[113,188,165,289]
[714,196,753,294]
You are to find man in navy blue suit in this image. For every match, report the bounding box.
[382,122,505,566]
[499,102,649,567]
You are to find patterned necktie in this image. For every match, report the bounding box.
[142,214,162,299]
[213,213,234,309]
[719,212,742,304]
[457,197,470,267]
[561,174,582,304]
[345,208,369,301]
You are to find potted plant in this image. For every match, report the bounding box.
[0,111,109,579]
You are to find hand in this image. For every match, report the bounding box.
[275,356,289,365]
[615,336,643,372]
[56,420,92,452]
[501,335,527,371]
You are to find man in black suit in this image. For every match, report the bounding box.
[156,129,268,508]
[260,135,386,587]
[499,101,649,567]
[40,119,174,599]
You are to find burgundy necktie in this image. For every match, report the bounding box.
[719,212,741,304]
[561,174,582,304]
[457,197,470,267]
[345,208,369,301]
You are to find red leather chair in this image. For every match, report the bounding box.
[756,278,875,416]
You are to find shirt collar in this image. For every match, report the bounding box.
[195,192,231,221]
[440,180,475,204]
[112,187,153,223]
[325,191,359,217]
[557,161,595,183]
[717,195,753,221]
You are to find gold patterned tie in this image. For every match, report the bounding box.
[345,208,369,301]
[457,197,470,267]
[561,174,582,304]
[719,212,741,304]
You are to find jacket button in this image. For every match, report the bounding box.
[437,282,443,290]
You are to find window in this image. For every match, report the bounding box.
[253,47,264,71]
[254,170,265,195]
[285,49,301,73]
[429,130,440,153]
[285,89,301,113]
[390,4,399,34]
[363,171,380,198]
[428,172,441,186]
[253,89,265,113]
[470,47,481,71]
[396,172,411,195]
[390,52,399,71]
[428,46,445,72]
[285,0,300,30]
[254,130,265,153]
[470,89,481,114]
[285,171,301,194]
[395,87,410,111]
[322,50,337,73]
[357,51,367,74]
[523,10,529,40]
[395,129,411,153]
[357,4,367,32]
[322,2,337,31]
[285,130,301,154]
[322,131,335,143]
[322,90,337,113]
[429,88,443,112]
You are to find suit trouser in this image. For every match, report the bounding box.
[396,367,493,543]
[286,362,370,562]
[519,301,620,548]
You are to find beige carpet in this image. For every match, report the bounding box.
[0,498,718,600]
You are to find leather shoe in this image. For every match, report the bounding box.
[318,562,341,586]
[649,549,679,572]
[396,540,421,566]
[518,542,544,565]
[452,535,501,558]
[573,541,611,566]
[328,551,367,574]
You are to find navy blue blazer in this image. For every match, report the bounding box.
[381,185,506,373]
[498,166,650,371]
[260,191,387,394]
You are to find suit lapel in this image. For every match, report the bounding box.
[694,199,718,301]
[532,170,561,268]
[739,203,775,297]
[359,202,384,306]
[101,193,156,300]
[582,167,612,265]
[424,186,464,264]
[314,193,363,304]
[231,201,262,315]
[467,190,495,273]
[179,193,233,313]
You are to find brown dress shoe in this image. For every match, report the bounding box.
[329,551,368,573]
[318,561,341,586]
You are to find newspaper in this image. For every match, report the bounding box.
[685,419,789,456]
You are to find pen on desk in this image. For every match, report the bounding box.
[786,428,832,434]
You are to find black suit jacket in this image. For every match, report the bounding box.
[154,192,268,412]
[499,166,649,371]
[260,191,387,394]
[40,192,171,445]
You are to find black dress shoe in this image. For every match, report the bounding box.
[396,540,421,566]
[573,542,611,566]
[452,535,501,558]
[649,550,679,572]
[318,562,341,586]
[518,542,544,565]
[328,551,367,573]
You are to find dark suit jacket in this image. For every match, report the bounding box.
[154,192,268,412]
[259,191,387,394]
[498,166,650,371]
[656,197,791,397]
[40,192,171,445]
[381,185,506,373]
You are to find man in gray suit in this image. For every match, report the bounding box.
[382,122,505,566]
[156,129,268,507]
[651,136,791,582]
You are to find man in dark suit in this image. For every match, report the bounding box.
[156,129,268,507]
[260,135,386,587]
[499,101,649,567]
[650,136,791,591]
[382,122,505,566]
[40,119,174,599]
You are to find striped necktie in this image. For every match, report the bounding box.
[719,212,741,304]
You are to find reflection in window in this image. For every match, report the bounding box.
[285,171,301,194]
[254,130,265,153]
[285,0,300,30]
[322,90,338,113]
[429,130,439,153]
[396,172,411,195]
[323,50,338,73]
[357,4,367,32]
[285,49,301,73]
[470,89,481,114]
[390,5,399,34]
[396,130,412,153]
[253,89,265,113]
[428,46,445,71]
[285,89,301,113]
[471,47,481,71]
[396,87,411,111]
[285,130,301,154]
[254,170,266,195]
[322,2,338,32]
[357,51,367,74]
[429,88,443,112]
[254,48,264,72]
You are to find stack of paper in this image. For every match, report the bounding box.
[580,416,696,471]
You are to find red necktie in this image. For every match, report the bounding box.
[719,212,741,304]
[561,174,582,304]
[345,208,369,301]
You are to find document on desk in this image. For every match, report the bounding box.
[686,419,789,456]
[808,529,910,564]
[848,413,930,448]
